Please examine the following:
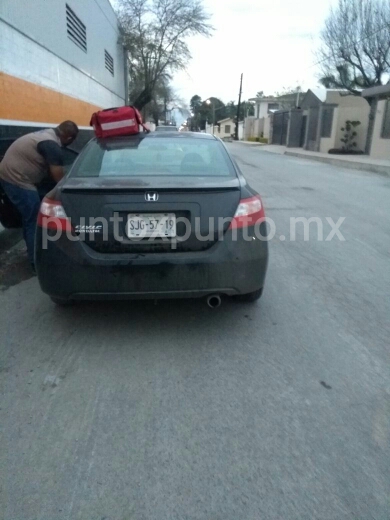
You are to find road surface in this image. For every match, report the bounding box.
[1,144,389,520]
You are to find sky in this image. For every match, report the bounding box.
[111,0,338,108]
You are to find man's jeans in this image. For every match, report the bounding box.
[0,180,53,265]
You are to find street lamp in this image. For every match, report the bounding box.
[206,99,226,135]
[206,99,215,135]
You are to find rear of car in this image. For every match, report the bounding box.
[35,133,268,303]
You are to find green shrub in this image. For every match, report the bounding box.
[340,120,361,151]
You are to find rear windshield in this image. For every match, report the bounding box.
[70,138,235,178]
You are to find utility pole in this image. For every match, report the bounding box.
[206,98,216,135]
[296,87,301,108]
[235,73,243,141]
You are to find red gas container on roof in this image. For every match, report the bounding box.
[90,106,149,138]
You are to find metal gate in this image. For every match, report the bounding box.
[272,111,289,145]
[300,115,307,147]
[306,107,319,150]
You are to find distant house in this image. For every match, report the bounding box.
[270,89,370,153]
[205,118,244,140]
[244,93,304,141]
[216,118,235,139]
[249,97,281,119]
[362,84,390,160]
[243,97,280,140]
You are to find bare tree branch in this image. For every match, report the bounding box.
[317,0,390,96]
[117,0,213,110]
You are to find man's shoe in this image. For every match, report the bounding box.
[31,263,37,276]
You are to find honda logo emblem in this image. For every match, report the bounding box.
[145,192,159,202]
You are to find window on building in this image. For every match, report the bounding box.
[66,4,87,52]
[105,50,114,76]
[225,125,231,134]
[381,100,390,138]
[268,103,279,113]
[321,107,334,138]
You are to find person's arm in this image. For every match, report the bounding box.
[37,140,65,183]
[48,165,65,183]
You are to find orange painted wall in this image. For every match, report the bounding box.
[0,72,101,126]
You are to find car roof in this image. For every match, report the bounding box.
[96,132,216,144]
[148,132,214,139]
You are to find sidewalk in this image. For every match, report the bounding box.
[239,142,390,176]
[239,142,287,155]
[285,148,390,176]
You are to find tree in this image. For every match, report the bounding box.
[274,86,302,97]
[225,100,254,120]
[317,0,390,95]
[242,101,255,117]
[225,101,236,119]
[201,97,225,126]
[189,95,203,131]
[117,0,213,110]
[189,96,225,130]
[188,96,254,130]
[149,79,176,125]
[273,86,303,109]
[190,95,202,113]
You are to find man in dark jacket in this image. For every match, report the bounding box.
[0,121,78,271]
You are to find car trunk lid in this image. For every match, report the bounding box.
[60,176,241,253]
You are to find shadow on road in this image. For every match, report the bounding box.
[48,295,264,336]
[0,227,31,291]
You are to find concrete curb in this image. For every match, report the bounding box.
[285,151,390,177]
[237,141,266,146]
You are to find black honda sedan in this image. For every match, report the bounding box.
[35,132,268,306]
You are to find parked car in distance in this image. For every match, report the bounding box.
[35,132,268,306]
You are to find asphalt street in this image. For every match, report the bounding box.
[1,144,389,520]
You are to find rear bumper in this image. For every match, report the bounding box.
[35,228,268,300]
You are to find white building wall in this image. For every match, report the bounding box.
[259,103,269,119]
[0,20,124,109]
[370,100,390,159]
[0,0,125,99]
[244,117,254,139]
[218,119,235,139]
[238,121,244,140]
[263,117,271,139]
[204,123,212,134]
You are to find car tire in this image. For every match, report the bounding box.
[235,287,263,303]
[50,296,74,306]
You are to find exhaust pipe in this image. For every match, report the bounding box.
[207,294,222,309]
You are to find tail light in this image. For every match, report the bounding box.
[229,195,265,229]
[37,197,73,232]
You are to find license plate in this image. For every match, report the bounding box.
[126,213,176,238]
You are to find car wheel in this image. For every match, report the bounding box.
[235,287,263,303]
[50,297,74,306]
